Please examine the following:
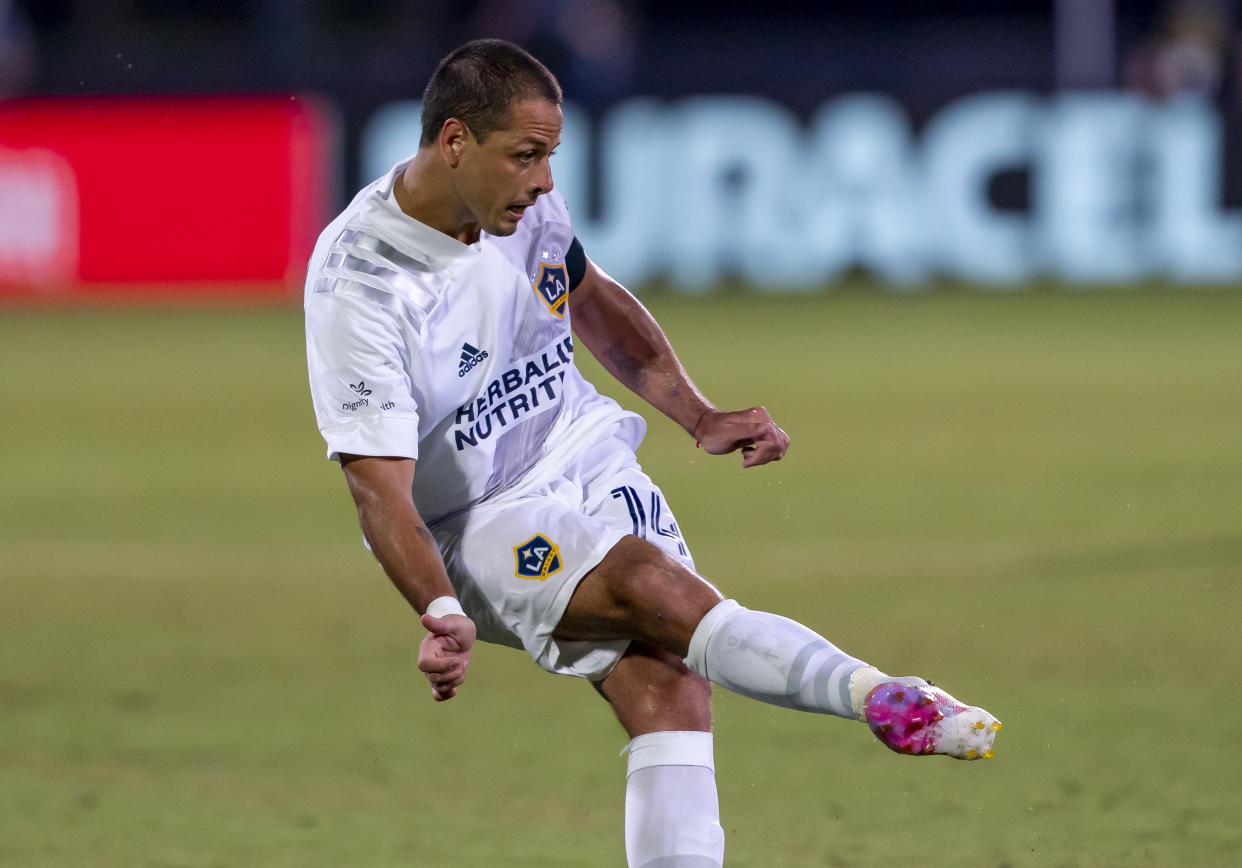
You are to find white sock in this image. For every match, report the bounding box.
[624,731,724,868]
[684,599,867,719]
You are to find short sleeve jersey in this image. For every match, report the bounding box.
[304,159,645,524]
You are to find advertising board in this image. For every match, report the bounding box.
[0,96,335,300]
[365,93,1242,290]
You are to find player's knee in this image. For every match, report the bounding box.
[562,537,723,653]
[605,538,717,621]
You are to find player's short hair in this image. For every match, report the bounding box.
[420,39,563,147]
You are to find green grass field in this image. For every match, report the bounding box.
[2,289,1241,867]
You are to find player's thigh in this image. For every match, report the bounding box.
[555,535,723,656]
[596,641,712,738]
[561,458,724,651]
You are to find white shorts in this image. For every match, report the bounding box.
[430,433,695,681]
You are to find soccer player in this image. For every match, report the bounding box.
[304,39,1001,868]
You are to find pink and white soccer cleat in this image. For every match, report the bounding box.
[864,681,1002,760]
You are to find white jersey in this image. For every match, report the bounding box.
[304,159,644,524]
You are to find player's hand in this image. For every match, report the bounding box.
[694,406,790,468]
[418,613,476,702]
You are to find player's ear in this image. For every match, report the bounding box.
[440,119,469,168]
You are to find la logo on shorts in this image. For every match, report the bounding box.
[514,533,562,580]
[533,263,568,318]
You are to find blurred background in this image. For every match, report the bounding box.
[3,0,1242,295]
[2,3,1241,867]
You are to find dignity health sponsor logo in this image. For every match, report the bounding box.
[452,336,573,451]
[342,380,394,412]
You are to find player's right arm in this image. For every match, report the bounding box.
[339,453,476,702]
[306,275,474,702]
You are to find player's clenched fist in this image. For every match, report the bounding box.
[694,406,790,468]
[418,612,477,701]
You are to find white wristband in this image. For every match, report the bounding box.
[426,596,465,619]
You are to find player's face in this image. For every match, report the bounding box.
[455,98,561,237]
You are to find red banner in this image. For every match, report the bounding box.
[0,95,336,300]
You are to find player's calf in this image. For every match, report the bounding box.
[681,600,1003,758]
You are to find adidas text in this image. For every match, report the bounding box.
[458,344,489,377]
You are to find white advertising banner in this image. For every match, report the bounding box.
[363,93,1242,290]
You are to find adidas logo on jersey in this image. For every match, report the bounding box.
[458,342,489,377]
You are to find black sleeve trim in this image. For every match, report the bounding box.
[566,236,586,291]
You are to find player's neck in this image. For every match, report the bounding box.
[393,152,481,245]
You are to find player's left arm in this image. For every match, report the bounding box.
[568,250,789,468]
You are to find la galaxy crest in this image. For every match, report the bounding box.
[514,534,562,580]
[534,262,568,318]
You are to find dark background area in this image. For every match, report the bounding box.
[7,1,1240,206]
[8,1,1211,116]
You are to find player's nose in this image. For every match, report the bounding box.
[532,159,554,196]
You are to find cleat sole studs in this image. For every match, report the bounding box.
[966,749,978,759]
[984,750,994,759]
[992,722,1002,731]
[975,721,986,730]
